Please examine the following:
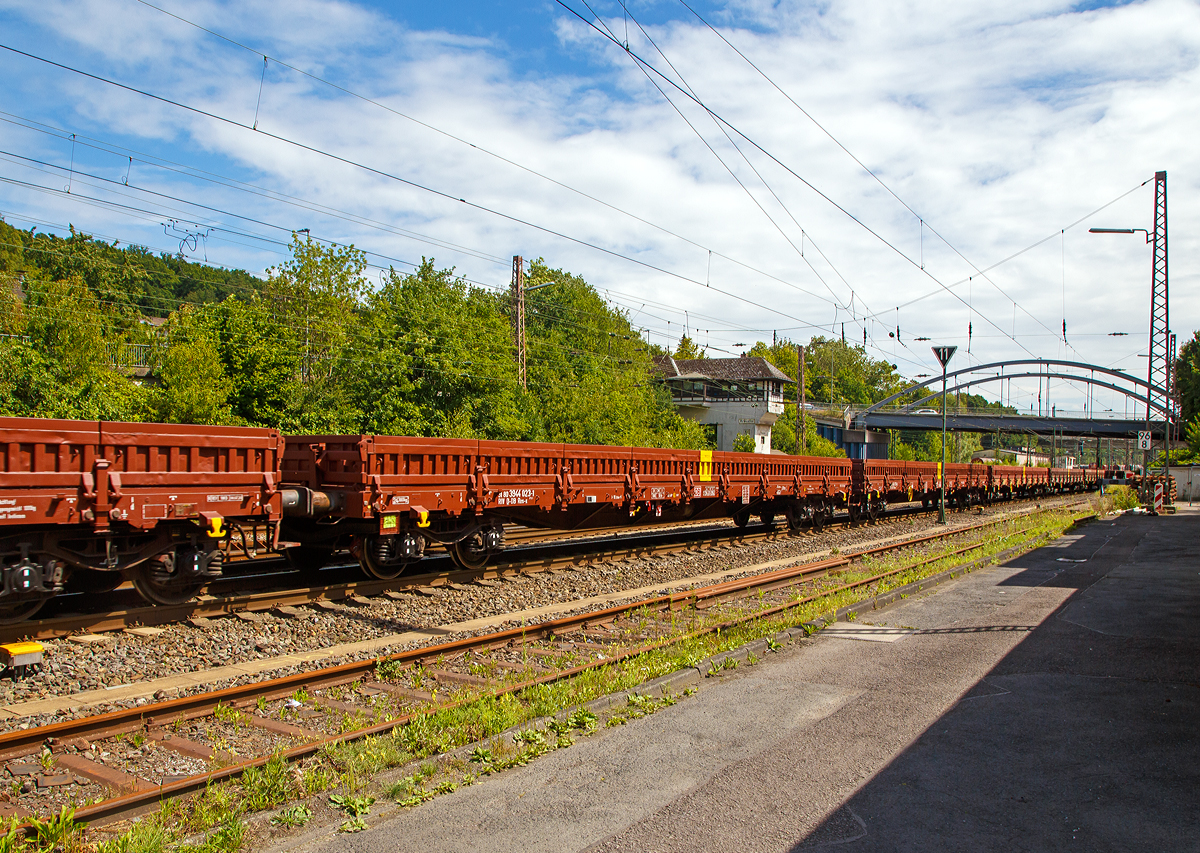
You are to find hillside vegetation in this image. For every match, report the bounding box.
[0,221,704,448]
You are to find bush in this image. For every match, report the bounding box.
[1107,485,1139,511]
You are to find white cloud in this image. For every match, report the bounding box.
[0,0,1196,414]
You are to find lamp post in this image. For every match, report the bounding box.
[932,345,957,524]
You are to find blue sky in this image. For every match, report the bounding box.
[0,0,1197,415]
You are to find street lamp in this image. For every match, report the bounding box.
[932,345,957,523]
[1089,170,1169,510]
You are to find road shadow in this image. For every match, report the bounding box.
[790,513,1200,851]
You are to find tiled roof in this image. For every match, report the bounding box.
[665,356,794,384]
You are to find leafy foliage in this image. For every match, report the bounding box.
[0,221,705,448]
[1176,331,1200,427]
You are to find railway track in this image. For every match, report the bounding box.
[0,500,1092,835]
[8,496,1060,643]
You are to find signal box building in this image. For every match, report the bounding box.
[654,355,793,454]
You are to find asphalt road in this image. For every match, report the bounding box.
[281,508,1199,853]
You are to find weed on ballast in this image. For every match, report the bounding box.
[567,708,597,731]
[212,703,245,727]
[329,793,374,818]
[93,507,1080,845]
[96,817,170,853]
[330,794,374,833]
[240,754,299,812]
[338,817,368,833]
[178,815,245,853]
[270,804,312,829]
[513,728,546,747]
[26,806,85,852]
[0,821,23,853]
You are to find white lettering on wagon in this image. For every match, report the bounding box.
[0,513,27,520]
[206,494,246,503]
[0,499,15,507]
[390,495,410,505]
[496,488,536,506]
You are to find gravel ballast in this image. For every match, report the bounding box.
[0,497,1088,732]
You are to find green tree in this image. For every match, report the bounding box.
[522,259,705,448]
[202,295,302,428]
[351,260,521,439]
[151,307,232,424]
[673,335,704,359]
[769,404,847,457]
[732,433,755,453]
[1175,332,1200,426]
[21,275,108,382]
[747,336,904,409]
[264,234,366,384]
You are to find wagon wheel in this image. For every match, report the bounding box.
[0,595,48,625]
[867,500,881,522]
[732,509,752,529]
[284,546,335,578]
[810,506,826,532]
[784,504,805,533]
[450,533,490,571]
[757,509,776,528]
[127,561,205,607]
[357,536,416,581]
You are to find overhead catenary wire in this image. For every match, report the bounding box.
[0,141,780,347]
[1,30,1083,385]
[0,41,835,333]
[572,0,929,377]
[2,19,1089,393]
[555,2,1038,362]
[123,1,872,322]
[615,5,859,319]
[674,0,1077,353]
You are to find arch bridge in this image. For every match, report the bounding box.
[855,359,1168,438]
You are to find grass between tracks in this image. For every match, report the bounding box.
[15,505,1092,853]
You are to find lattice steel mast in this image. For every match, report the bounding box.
[1148,171,1169,481]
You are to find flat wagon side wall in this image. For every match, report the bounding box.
[1,417,283,532]
[859,459,941,500]
[281,435,858,531]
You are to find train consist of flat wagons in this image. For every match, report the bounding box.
[0,416,1099,623]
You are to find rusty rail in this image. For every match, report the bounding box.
[0,502,1093,828]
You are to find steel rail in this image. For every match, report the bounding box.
[0,500,1092,832]
[7,497,1026,643]
[63,502,1090,827]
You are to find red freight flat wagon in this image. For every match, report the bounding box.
[280,436,854,577]
[0,416,284,619]
[858,460,941,510]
